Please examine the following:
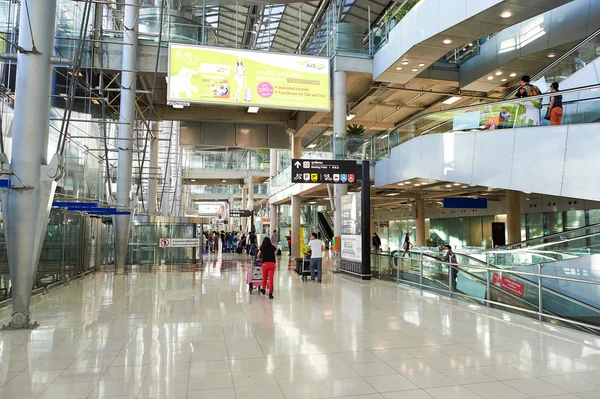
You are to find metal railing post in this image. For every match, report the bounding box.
[538,263,544,321]
[486,259,491,308]
[448,263,453,297]
[419,253,423,290]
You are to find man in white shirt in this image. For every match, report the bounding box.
[307,232,325,283]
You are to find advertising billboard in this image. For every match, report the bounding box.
[341,192,362,273]
[168,44,330,112]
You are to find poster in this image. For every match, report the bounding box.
[168,44,330,112]
[341,193,362,273]
[447,99,543,131]
[492,272,525,297]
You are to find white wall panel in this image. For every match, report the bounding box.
[561,124,600,200]
[441,132,476,183]
[375,123,600,201]
[509,126,567,194]
[471,130,514,189]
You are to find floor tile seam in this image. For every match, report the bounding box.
[370,277,600,351]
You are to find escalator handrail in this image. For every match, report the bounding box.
[489,222,600,251]
[377,83,600,140]
[446,252,600,316]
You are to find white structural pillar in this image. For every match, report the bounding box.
[333,70,347,271]
[114,0,139,274]
[248,176,254,232]
[269,149,278,236]
[1,0,59,329]
[291,196,301,259]
[415,198,425,246]
[147,121,159,215]
[506,190,522,244]
[161,121,172,216]
[242,184,248,231]
[174,147,183,216]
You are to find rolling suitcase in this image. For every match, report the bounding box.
[236,246,243,254]
[244,88,252,102]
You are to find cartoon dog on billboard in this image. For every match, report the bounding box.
[169,68,201,99]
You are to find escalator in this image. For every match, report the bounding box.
[317,211,334,241]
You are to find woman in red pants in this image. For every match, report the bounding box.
[257,237,277,299]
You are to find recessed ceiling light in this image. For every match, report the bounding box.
[346,114,356,121]
[414,183,421,187]
[495,71,503,76]
[446,185,452,188]
[462,186,468,189]
[453,183,460,186]
[487,76,494,80]
[386,193,400,196]
[548,53,556,58]
[306,143,317,149]
[247,106,259,113]
[510,72,517,77]
[411,68,418,72]
[501,78,508,82]
[442,96,462,105]
[397,183,404,186]
[395,66,402,70]
[470,184,476,187]
[468,43,474,47]
[191,179,196,182]
[308,201,317,204]
[418,63,425,67]
[501,11,512,18]
[401,60,409,65]
[405,181,412,184]
[443,39,453,45]
[221,179,227,183]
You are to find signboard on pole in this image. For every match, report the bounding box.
[230,210,252,217]
[341,192,362,273]
[168,44,330,112]
[291,159,360,184]
[159,238,201,248]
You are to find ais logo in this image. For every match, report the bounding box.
[300,60,326,70]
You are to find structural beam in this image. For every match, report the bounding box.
[1,0,59,329]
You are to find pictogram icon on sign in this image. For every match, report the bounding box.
[159,238,171,248]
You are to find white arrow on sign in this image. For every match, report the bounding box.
[294,161,302,168]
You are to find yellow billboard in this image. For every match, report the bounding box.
[167,44,330,112]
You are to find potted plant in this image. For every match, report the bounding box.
[346,124,365,156]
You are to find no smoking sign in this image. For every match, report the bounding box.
[159,239,171,248]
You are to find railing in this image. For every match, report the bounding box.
[373,84,600,155]
[372,251,600,333]
[369,0,421,54]
[187,160,269,171]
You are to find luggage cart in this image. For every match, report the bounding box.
[295,255,312,282]
[247,260,263,294]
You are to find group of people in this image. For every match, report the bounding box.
[516,75,563,126]
[203,230,257,254]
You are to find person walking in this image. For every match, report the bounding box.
[372,232,382,252]
[308,232,325,283]
[248,231,257,256]
[549,82,563,126]
[257,237,277,299]
[444,245,459,291]
[402,233,413,257]
[270,229,278,247]
[286,232,292,255]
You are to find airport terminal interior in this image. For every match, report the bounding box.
[3,0,600,397]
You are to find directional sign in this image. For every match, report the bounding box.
[159,238,200,248]
[230,209,252,217]
[291,159,360,185]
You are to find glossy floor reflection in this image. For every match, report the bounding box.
[1,253,600,398]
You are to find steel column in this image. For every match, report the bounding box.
[1,0,59,329]
[248,175,254,232]
[114,0,139,274]
[333,70,347,272]
[162,121,172,216]
[147,121,159,215]
[291,195,301,259]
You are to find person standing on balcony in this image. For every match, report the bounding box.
[549,82,563,126]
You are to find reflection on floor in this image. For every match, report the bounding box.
[1,252,600,398]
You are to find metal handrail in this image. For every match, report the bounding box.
[372,252,600,332]
[494,222,600,250]
[375,83,600,141]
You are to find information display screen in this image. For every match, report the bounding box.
[341,193,362,273]
[168,44,330,111]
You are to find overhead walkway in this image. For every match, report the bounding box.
[374,84,600,201]
[373,0,572,84]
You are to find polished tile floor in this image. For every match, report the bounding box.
[1,253,600,398]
